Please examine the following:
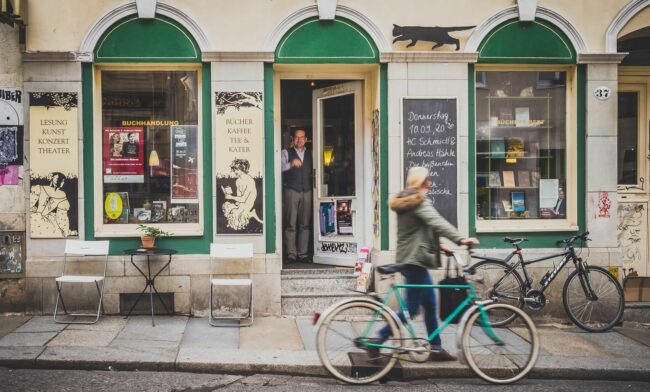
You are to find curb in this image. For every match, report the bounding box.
[1,357,649,382]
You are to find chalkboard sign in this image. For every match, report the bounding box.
[402,98,458,226]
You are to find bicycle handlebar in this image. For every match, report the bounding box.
[556,231,590,247]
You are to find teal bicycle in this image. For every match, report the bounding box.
[315,251,539,385]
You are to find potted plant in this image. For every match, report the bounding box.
[137,224,171,249]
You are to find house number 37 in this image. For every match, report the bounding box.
[594,86,611,100]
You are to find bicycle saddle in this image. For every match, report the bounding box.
[503,237,528,244]
[376,264,404,275]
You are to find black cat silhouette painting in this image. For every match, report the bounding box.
[392,24,475,50]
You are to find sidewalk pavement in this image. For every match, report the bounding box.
[0,315,649,381]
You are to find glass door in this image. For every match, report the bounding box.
[312,81,363,266]
[617,84,648,276]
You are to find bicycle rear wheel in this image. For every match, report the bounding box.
[563,266,624,332]
[470,260,525,326]
[316,300,401,384]
[461,303,539,384]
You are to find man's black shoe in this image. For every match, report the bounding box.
[299,256,312,263]
[285,258,297,265]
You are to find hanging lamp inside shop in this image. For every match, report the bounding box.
[149,148,160,166]
[148,76,160,167]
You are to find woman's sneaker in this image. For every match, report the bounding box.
[429,348,457,361]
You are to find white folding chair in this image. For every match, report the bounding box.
[53,240,110,324]
[209,243,254,327]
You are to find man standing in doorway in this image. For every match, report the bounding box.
[282,129,312,264]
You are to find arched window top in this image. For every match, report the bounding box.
[478,19,575,64]
[94,15,200,63]
[275,17,378,64]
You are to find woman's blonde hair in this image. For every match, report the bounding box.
[406,166,429,189]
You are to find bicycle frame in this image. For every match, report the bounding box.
[362,282,503,352]
[474,244,594,297]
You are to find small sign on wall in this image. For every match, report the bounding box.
[594,86,611,101]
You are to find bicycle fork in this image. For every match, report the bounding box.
[575,259,599,301]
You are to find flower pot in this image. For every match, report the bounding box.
[141,235,156,249]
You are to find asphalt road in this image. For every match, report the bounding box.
[1,368,649,392]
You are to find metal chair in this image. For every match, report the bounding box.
[53,240,110,324]
[209,243,254,327]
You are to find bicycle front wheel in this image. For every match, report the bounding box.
[470,260,525,326]
[563,266,624,332]
[461,303,539,384]
[316,300,401,384]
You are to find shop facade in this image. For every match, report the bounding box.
[0,0,649,317]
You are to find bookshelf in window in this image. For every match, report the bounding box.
[475,90,556,221]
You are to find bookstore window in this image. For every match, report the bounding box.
[475,70,569,225]
[96,68,202,235]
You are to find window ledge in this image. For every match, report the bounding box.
[475,221,579,233]
[94,223,203,238]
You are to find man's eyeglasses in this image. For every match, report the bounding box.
[294,136,307,140]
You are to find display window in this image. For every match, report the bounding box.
[94,66,203,236]
[474,67,577,232]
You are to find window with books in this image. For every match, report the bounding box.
[475,71,567,222]
[98,69,202,232]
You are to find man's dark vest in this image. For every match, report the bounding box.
[285,148,312,192]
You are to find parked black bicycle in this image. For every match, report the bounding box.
[467,232,624,332]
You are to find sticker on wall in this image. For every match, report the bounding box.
[0,126,23,166]
[215,92,264,235]
[1,88,24,169]
[103,127,145,183]
[171,125,199,203]
[104,192,124,220]
[0,232,25,277]
[0,165,19,185]
[29,92,79,238]
[0,88,23,125]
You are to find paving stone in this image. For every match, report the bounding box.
[48,329,118,347]
[65,316,127,332]
[0,332,57,346]
[37,346,178,371]
[534,326,616,357]
[295,317,316,351]
[617,326,650,347]
[14,316,67,333]
[239,317,303,350]
[0,346,45,364]
[0,316,31,338]
[180,317,238,349]
[114,316,188,342]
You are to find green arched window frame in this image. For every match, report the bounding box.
[94,15,200,63]
[469,19,585,248]
[83,15,211,255]
[275,17,379,63]
[478,19,576,64]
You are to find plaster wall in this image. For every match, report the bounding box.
[25,0,634,54]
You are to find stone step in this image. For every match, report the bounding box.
[281,267,354,276]
[281,274,358,294]
[281,292,367,316]
[623,302,650,323]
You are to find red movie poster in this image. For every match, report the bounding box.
[103,127,144,183]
